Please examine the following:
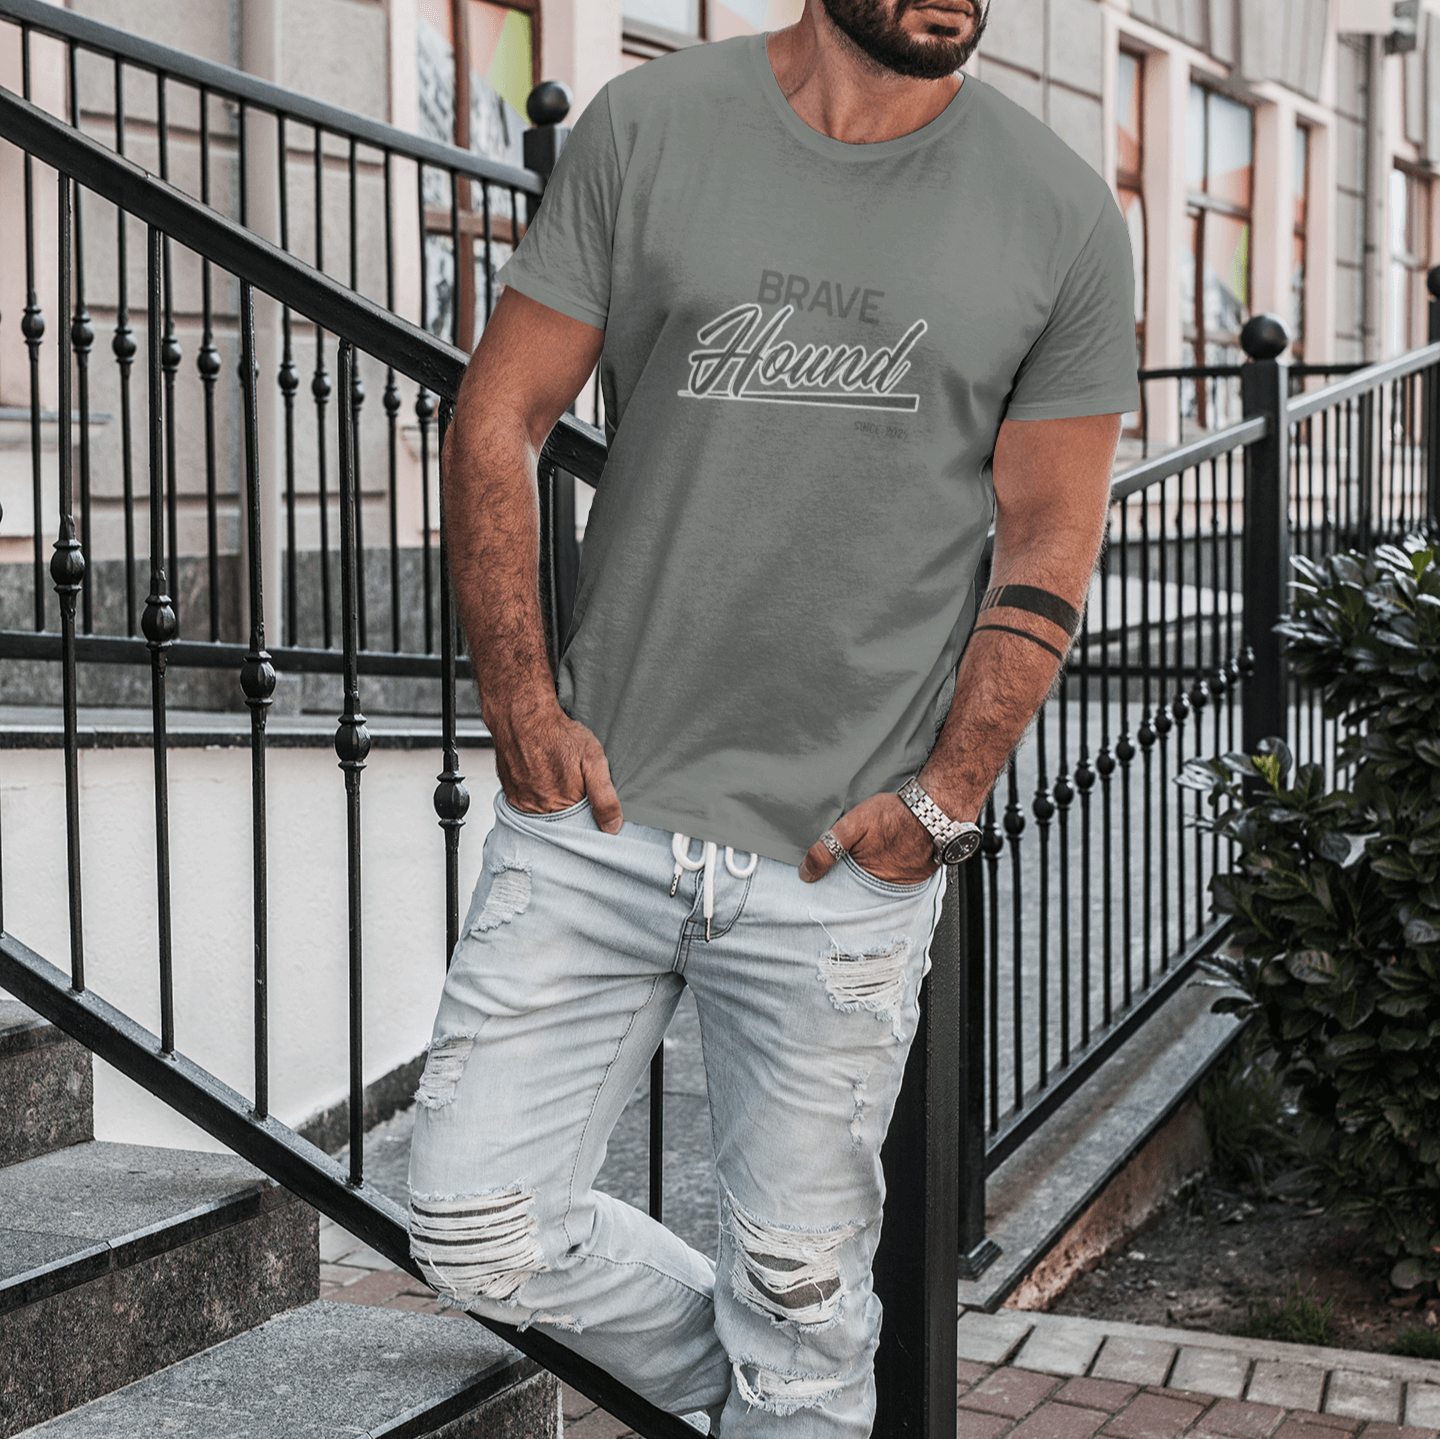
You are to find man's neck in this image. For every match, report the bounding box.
[766,2,963,146]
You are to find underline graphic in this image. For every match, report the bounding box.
[676,388,920,412]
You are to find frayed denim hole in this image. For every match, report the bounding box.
[817,936,910,1042]
[414,1034,475,1109]
[731,1359,843,1416]
[468,865,531,936]
[408,1187,548,1306]
[724,1189,857,1330]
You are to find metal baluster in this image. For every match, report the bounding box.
[384,152,402,652]
[22,30,47,632]
[239,281,276,1117]
[67,43,95,636]
[157,76,180,590]
[1225,449,1239,759]
[238,99,248,229]
[277,115,299,647]
[1096,519,1114,1028]
[336,339,371,1186]
[1052,669,1074,1063]
[434,397,469,972]
[649,1043,665,1223]
[450,171,463,347]
[53,174,86,992]
[482,172,494,325]
[113,58,138,635]
[1032,710,1053,1082]
[144,225,178,1055]
[1170,470,1191,949]
[1189,464,1211,928]
[1074,600,1094,1046]
[348,137,367,650]
[418,388,435,652]
[1116,498,1135,1010]
[315,127,333,647]
[1155,473,1173,969]
[199,86,222,641]
[1005,758,1025,1111]
[1137,486,1155,991]
[982,795,1000,1133]
[1208,456,1226,884]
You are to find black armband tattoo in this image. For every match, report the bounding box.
[979,584,1082,638]
[971,623,1067,663]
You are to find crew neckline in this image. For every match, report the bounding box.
[748,31,977,163]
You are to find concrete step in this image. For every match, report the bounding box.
[14,1300,558,1438]
[0,1141,317,1435]
[0,1002,92,1168]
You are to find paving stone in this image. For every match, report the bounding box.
[1172,1350,1253,1402]
[1272,1418,1360,1439]
[1091,1338,1179,1388]
[1013,1321,1106,1377]
[326,1269,413,1307]
[1328,1373,1404,1425]
[1102,1390,1206,1439]
[961,1367,1064,1418]
[1059,1378,1141,1412]
[1010,1401,1111,1439]
[317,1221,361,1264]
[958,1310,1039,1365]
[337,1241,395,1272]
[1357,1425,1440,1439]
[1196,1399,1287,1438]
[1406,1388,1440,1430]
[1247,1363,1327,1414]
[319,1262,365,1286]
[959,1410,1016,1439]
[959,1359,996,1389]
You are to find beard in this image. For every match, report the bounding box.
[817,0,989,79]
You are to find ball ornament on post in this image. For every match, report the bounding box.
[1240,314,1289,361]
[526,81,573,128]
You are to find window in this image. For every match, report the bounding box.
[623,0,706,62]
[1388,165,1430,358]
[1116,50,1147,370]
[1183,84,1254,429]
[1292,124,1309,364]
[416,0,538,348]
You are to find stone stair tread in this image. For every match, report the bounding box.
[0,1140,278,1303]
[0,1001,59,1056]
[17,1300,536,1437]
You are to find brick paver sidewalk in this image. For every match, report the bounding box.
[317,1216,1440,1437]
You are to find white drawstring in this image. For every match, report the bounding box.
[670,833,758,939]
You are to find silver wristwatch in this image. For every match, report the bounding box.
[897,776,982,865]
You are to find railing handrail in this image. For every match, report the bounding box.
[0,85,608,486]
[0,0,545,195]
[1110,414,1267,500]
[1287,339,1440,422]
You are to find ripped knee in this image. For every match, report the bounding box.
[732,1359,843,1416]
[725,1190,858,1329]
[414,1033,475,1109]
[409,1187,547,1306]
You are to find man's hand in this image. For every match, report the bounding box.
[799,792,937,884]
[487,695,624,832]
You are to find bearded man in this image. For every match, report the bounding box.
[408,1,1138,1432]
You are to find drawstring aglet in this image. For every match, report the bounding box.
[669,863,683,898]
[705,915,712,942]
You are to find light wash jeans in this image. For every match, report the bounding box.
[408,792,945,1437]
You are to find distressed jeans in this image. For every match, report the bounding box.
[407,792,945,1437]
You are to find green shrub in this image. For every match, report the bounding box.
[1235,1281,1337,1346]
[1389,1325,1440,1359]
[1187,541,1440,1290]
[1198,1032,1298,1196]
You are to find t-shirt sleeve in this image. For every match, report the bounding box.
[496,86,622,330]
[1003,189,1140,421]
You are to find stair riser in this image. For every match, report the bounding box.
[426,1370,562,1439]
[0,1025,92,1168]
[0,1196,317,1436]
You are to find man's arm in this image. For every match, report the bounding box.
[799,410,1121,883]
[441,287,623,830]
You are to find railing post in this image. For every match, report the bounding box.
[1239,314,1290,754]
[524,81,580,639]
[1427,268,1440,530]
[873,864,963,1438]
[957,858,1000,1277]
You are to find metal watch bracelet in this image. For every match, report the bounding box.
[897,776,983,865]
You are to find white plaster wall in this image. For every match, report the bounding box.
[2,742,499,1151]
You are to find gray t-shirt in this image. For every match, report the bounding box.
[498,35,1139,866]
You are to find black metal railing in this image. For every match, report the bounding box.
[0,0,596,672]
[0,78,961,1438]
[954,305,1440,1283]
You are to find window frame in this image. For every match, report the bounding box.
[622,0,708,60]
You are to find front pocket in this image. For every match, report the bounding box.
[839,851,934,896]
[498,792,593,823]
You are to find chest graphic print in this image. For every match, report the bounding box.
[677,270,927,413]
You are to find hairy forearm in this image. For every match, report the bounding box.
[441,405,559,733]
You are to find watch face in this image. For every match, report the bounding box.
[940,828,982,865]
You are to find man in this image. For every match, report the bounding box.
[407,0,1138,1432]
